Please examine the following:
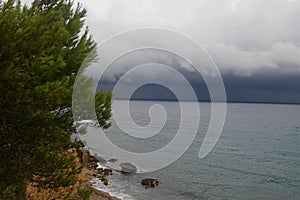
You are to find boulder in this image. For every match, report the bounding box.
[89,162,98,170]
[120,162,137,173]
[89,155,98,163]
[100,176,109,186]
[104,168,113,176]
[103,180,109,186]
[108,158,118,163]
[141,178,159,188]
[97,168,104,173]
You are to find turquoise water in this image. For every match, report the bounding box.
[84,101,300,200]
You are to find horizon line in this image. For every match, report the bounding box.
[112,98,300,105]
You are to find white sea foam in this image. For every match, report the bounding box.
[91,176,135,200]
[93,162,136,199]
[76,119,95,124]
[96,162,107,169]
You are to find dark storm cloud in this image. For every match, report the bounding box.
[96,51,300,103]
[221,73,300,103]
[99,72,300,104]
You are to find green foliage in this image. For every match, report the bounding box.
[0,183,26,200]
[72,140,85,149]
[72,72,112,129]
[95,91,112,129]
[76,186,93,200]
[72,68,112,129]
[0,0,111,198]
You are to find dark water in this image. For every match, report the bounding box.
[83,101,300,200]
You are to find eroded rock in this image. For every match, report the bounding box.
[141,178,159,188]
[120,162,137,173]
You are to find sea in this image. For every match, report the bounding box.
[80,100,300,200]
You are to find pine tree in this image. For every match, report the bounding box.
[0,0,111,198]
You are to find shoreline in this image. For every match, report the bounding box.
[78,149,120,200]
[78,166,119,200]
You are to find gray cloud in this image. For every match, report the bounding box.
[21,0,300,76]
[81,0,300,76]
[21,0,300,103]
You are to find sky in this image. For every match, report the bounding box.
[22,0,300,103]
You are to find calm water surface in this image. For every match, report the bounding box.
[82,101,300,200]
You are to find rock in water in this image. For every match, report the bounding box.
[100,176,109,186]
[141,178,159,188]
[120,162,137,173]
[108,158,118,163]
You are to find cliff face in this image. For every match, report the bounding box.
[25,148,118,200]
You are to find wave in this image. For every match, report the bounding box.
[91,175,135,200]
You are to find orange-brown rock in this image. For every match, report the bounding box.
[25,148,119,200]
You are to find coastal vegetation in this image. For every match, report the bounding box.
[0,0,111,199]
